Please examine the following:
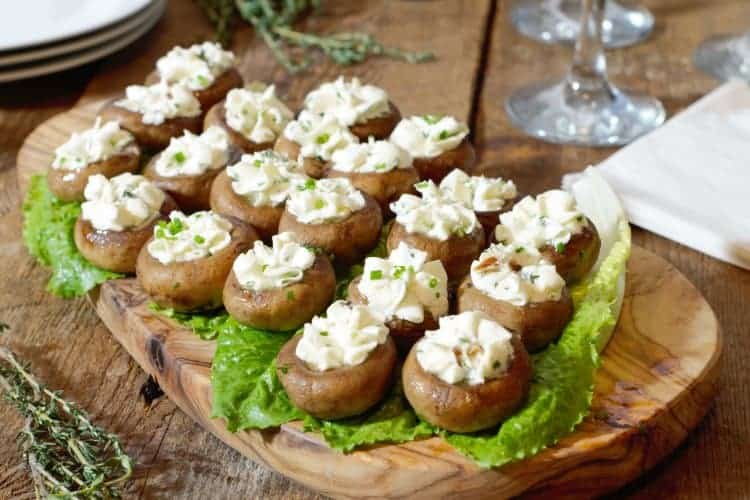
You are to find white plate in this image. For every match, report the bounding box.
[0,0,152,52]
[0,1,160,67]
[0,0,165,83]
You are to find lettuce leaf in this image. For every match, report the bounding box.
[148,302,228,340]
[22,174,122,298]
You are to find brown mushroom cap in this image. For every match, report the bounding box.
[386,221,485,284]
[223,253,336,331]
[136,216,258,312]
[349,101,401,141]
[146,67,243,111]
[456,275,573,352]
[209,168,284,242]
[402,334,532,433]
[347,276,440,354]
[74,195,178,274]
[47,142,141,203]
[204,100,276,154]
[411,138,476,183]
[99,99,203,151]
[326,166,420,216]
[539,221,601,284]
[273,135,329,179]
[142,146,240,213]
[278,193,383,265]
[277,334,397,420]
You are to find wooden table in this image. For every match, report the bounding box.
[0,1,748,498]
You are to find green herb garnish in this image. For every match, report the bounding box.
[555,242,566,254]
[369,270,383,280]
[173,151,186,164]
[315,133,330,145]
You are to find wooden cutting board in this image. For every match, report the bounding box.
[15,102,721,498]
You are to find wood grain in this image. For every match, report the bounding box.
[2,0,749,498]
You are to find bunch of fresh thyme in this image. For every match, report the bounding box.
[0,324,133,499]
[196,0,434,73]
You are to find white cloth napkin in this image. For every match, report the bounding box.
[584,81,750,270]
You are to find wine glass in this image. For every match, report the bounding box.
[512,0,654,48]
[694,31,750,82]
[505,0,665,146]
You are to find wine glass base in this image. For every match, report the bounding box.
[694,33,750,82]
[506,79,665,146]
[511,0,655,49]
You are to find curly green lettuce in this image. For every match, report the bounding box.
[22,175,122,298]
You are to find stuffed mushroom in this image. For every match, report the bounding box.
[346,242,449,352]
[223,232,336,331]
[204,83,293,154]
[387,186,484,283]
[99,80,202,150]
[278,178,382,265]
[325,138,419,214]
[74,173,176,273]
[136,210,258,311]
[402,311,532,433]
[302,77,401,141]
[146,41,242,110]
[142,126,238,213]
[276,300,397,420]
[457,242,573,352]
[390,115,475,183]
[494,190,600,283]
[274,110,358,178]
[210,150,307,241]
[48,118,140,202]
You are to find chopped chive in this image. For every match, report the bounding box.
[286,290,295,301]
[319,331,329,336]
[369,270,383,280]
[173,151,186,164]
[428,277,438,288]
[555,242,566,254]
[194,235,205,244]
[315,133,330,144]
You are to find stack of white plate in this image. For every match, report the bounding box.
[0,0,166,83]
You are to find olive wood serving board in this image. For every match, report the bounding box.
[16,105,722,499]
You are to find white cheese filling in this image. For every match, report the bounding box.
[357,242,448,324]
[390,115,469,159]
[52,118,134,172]
[283,110,358,164]
[115,81,201,126]
[390,184,478,241]
[227,150,307,207]
[295,300,389,371]
[147,211,232,264]
[494,190,587,252]
[224,83,293,144]
[438,169,517,212]
[81,173,165,232]
[303,77,390,126]
[156,42,235,91]
[154,126,229,177]
[470,243,565,306]
[330,137,412,174]
[416,311,515,386]
[286,177,365,225]
[232,232,315,292]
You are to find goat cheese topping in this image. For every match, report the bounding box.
[416,311,515,385]
[286,177,365,225]
[147,211,232,264]
[330,137,412,173]
[115,81,201,125]
[438,169,517,212]
[303,77,390,126]
[226,150,306,207]
[224,83,293,144]
[153,126,229,177]
[232,232,315,292]
[52,118,134,172]
[156,42,235,91]
[357,243,448,324]
[295,300,389,371]
[390,184,478,241]
[390,115,469,158]
[81,173,164,232]
[283,110,358,164]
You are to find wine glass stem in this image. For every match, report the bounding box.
[566,0,612,97]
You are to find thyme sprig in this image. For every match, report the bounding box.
[0,341,133,498]
[197,0,434,73]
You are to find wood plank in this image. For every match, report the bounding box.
[474,1,750,498]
